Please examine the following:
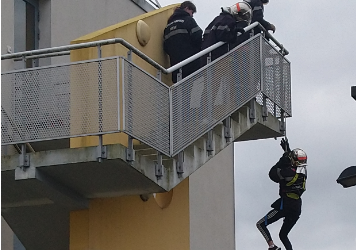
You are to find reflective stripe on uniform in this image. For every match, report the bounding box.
[204,25,231,35]
[216,25,230,31]
[286,173,299,186]
[191,26,202,34]
[164,29,189,40]
[286,193,300,199]
[253,6,262,11]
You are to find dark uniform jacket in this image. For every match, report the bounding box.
[201,11,251,65]
[244,0,273,34]
[270,152,307,216]
[163,8,202,83]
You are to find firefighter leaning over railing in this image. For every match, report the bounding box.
[201,2,252,65]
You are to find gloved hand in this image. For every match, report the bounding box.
[280,138,291,152]
[269,23,276,33]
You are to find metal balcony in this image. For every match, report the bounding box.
[1,32,291,250]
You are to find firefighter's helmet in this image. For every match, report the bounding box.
[290,148,308,167]
[230,2,252,23]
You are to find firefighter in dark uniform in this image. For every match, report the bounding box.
[256,138,308,250]
[163,1,202,83]
[201,2,252,65]
[244,0,275,35]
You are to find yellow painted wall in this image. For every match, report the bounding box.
[69,4,178,148]
[70,178,190,250]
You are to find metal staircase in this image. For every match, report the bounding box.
[2,33,291,191]
[1,29,291,250]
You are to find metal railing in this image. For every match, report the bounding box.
[1,57,120,145]
[1,22,291,157]
[1,22,288,72]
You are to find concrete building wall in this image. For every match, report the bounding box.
[1,218,13,250]
[1,1,155,248]
[50,0,147,65]
[189,144,235,250]
[69,179,190,250]
[38,0,52,66]
[1,0,15,71]
[1,0,151,68]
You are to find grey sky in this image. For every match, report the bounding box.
[158,0,356,249]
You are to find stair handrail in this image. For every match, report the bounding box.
[167,21,288,75]
[1,22,288,74]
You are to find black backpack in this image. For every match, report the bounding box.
[269,152,291,183]
[269,164,280,183]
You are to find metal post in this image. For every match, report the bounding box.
[176,68,183,156]
[22,55,26,69]
[97,45,104,162]
[259,35,264,93]
[169,89,174,155]
[155,70,165,156]
[280,109,286,134]
[207,53,213,126]
[176,68,182,83]
[156,70,161,80]
[125,49,136,162]
[127,50,132,61]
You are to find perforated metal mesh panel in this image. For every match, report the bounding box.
[70,58,119,135]
[256,92,283,118]
[171,36,262,155]
[1,57,119,145]
[123,59,170,156]
[261,37,291,117]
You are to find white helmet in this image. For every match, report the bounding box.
[229,2,252,24]
[290,148,308,167]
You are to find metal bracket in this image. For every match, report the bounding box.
[155,151,163,180]
[223,117,231,142]
[22,55,27,68]
[262,95,268,121]
[279,44,286,56]
[126,135,135,162]
[156,70,161,80]
[127,50,132,61]
[206,130,214,156]
[280,109,286,134]
[249,99,256,123]
[19,144,30,168]
[97,135,107,162]
[176,68,182,82]
[176,151,184,177]
[97,45,102,58]
[207,53,211,64]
